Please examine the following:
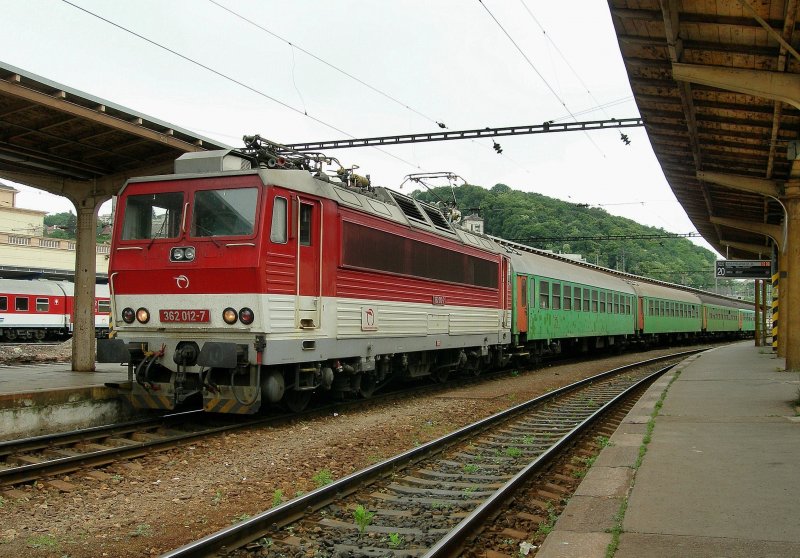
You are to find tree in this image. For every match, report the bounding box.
[44,211,77,238]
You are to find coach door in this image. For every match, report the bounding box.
[296,197,322,328]
[515,275,528,334]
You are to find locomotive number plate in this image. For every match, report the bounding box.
[159,309,210,323]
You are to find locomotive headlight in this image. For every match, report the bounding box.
[222,307,238,324]
[239,307,254,325]
[170,246,196,262]
[122,307,135,324]
[136,307,150,324]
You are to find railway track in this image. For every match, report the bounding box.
[0,357,536,487]
[160,350,700,558]
[0,410,259,486]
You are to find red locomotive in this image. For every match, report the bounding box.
[99,138,510,413]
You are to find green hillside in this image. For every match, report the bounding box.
[414,183,720,290]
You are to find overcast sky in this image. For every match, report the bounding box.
[0,0,718,253]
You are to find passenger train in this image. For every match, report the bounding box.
[0,279,111,341]
[98,139,754,414]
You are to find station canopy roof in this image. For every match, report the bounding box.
[0,61,230,184]
[609,0,799,259]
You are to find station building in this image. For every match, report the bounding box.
[0,181,109,280]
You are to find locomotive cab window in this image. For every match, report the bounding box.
[36,298,48,312]
[0,297,6,311]
[15,297,28,312]
[299,203,313,246]
[121,192,183,240]
[270,197,288,243]
[192,188,258,237]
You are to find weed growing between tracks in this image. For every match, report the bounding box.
[605,368,683,558]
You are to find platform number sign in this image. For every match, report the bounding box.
[715,260,771,279]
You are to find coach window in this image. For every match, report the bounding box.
[574,287,581,311]
[599,292,606,313]
[98,300,111,314]
[36,298,48,312]
[552,283,561,310]
[270,197,288,243]
[539,281,550,309]
[563,285,572,310]
[583,290,590,312]
[299,203,313,246]
[608,292,613,313]
[591,290,598,312]
[0,297,6,311]
[15,297,28,312]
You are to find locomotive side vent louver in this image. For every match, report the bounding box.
[388,191,428,223]
[419,203,453,231]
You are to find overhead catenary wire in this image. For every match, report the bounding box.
[206,0,444,128]
[59,0,425,173]
[518,0,617,121]
[477,0,607,156]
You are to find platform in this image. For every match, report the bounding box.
[537,341,800,558]
[0,362,131,439]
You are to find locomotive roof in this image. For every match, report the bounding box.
[127,166,504,257]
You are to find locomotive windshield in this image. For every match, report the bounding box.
[191,188,258,237]
[121,192,183,240]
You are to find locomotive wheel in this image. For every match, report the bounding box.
[283,390,312,413]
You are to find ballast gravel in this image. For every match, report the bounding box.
[0,345,699,557]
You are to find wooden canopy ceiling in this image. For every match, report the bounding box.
[0,62,229,188]
[609,0,799,259]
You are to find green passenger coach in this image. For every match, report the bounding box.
[628,281,702,339]
[508,251,636,356]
